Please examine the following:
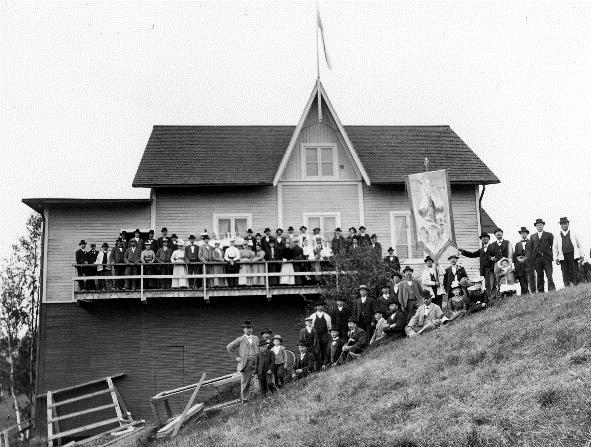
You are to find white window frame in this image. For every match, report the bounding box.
[303,212,341,241]
[389,211,424,261]
[213,213,252,238]
[300,143,338,180]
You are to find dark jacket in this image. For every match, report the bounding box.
[527,231,554,260]
[298,327,319,353]
[123,247,142,264]
[384,255,401,273]
[460,245,494,276]
[111,246,125,264]
[325,338,345,365]
[383,310,407,337]
[155,247,173,263]
[353,297,376,323]
[293,352,316,376]
[489,239,511,262]
[185,244,200,262]
[332,305,351,336]
[75,249,87,265]
[443,265,468,296]
[513,240,531,274]
[331,235,346,254]
[346,327,368,351]
[255,347,274,376]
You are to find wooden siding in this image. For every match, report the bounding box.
[46,204,151,302]
[362,184,481,276]
[280,97,361,181]
[280,184,360,230]
[36,296,307,432]
[154,186,277,237]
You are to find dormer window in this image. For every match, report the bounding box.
[302,143,337,179]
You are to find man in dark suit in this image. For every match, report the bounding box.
[397,266,424,322]
[198,234,214,288]
[155,238,173,289]
[458,232,495,296]
[145,230,158,253]
[86,243,99,290]
[357,226,371,246]
[513,227,535,295]
[129,229,143,253]
[527,218,555,292]
[292,343,316,380]
[489,228,512,263]
[332,297,351,338]
[330,228,346,255]
[340,318,368,363]
[369,234,382,258]
[110,238,126,290]
[353,284,376,336]
[255,339,274,398]
[75,240,88,291]
[244,229,256,249]
[274,229,286,256]
[157,227,168,249]
[185,235,201,289]
[291,239,304,286]
[123,239,142,290]
[264,240,281,286]
[298,317,319,356]
[383,301,407,341]
[323,327,345,368]
[443,255,468,297]
[261,228,275,252]
[383,247,401,274]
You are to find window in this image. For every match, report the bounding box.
[302,144,337,179]
[389,212,423,260]
[213,214,251,239]
[303,213,341,242]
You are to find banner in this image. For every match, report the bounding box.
[406,169,456,261]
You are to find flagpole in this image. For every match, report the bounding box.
[316,2,320,79]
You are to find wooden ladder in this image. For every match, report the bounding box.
[45,374,129,447]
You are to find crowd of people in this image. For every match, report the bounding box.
[225,216,590,401]
[73,225,388,291]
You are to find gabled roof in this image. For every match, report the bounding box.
[132,125,499,187]
[272,79,371,186]
[480,208,499,234]
[22,198,152,213]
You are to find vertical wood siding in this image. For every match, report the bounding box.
[281,98,361,181]
[46,204,151,302]
[362,184,481,276]
[281,184,361,229]
[36,297,307,432]
[155,186,277,237]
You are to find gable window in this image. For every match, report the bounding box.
[213,214,252,239]
[302,144,337,179]
[389,212,423,260]
[303,213,341,242]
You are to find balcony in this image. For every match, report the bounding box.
[72,261,340,303]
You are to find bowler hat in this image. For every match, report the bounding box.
[329,327,340,332]
[304,317,313,322]
[276,228,283,233]
[102,243,109,248]
[297,341,308,347]
[313,300,326,307]
[287,226,294,231]
[189,235,196,240]
[260,328,272,335]
[129,240,137,245]
[272,334,283,342]
[247,229,253,234]
[421,290,433,299]
[134,228,140,233]
[347,317,358,324]
[336,296,346,302]
[90,243,96,247]
[559,217,570,224]
[359,226,366,231]
[171,233,178,238]
[493,228,503,234]
[387,247,394,252]
[478,232,490,239]
[79,240,86,246]
[116,238,123,243]
[448,254,459,260]
[161,227,168,232]
[334,227,342,232]
[534,218,545,225]
[264,228,271,232]
[300,226,307,230]
[380,284,391,290]
[241,320,253,328]
[391,272,402,279]
[518,227,530,234]
[371,234,377,239]
[358,284,368,290]
[374,307,386,315]
[424,256,434,263]
[402,266,413,273]
[255,233,262,237]
[349,227,357,232]
[201,234,210,240]
[313,227,321,232]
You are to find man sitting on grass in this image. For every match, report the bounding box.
[383,300,407,340]
[405,290,444,337]
[340,318,368,362]
[292,343,316,380]
[466,276,489,314]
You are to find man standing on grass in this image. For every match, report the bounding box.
[553,217,584,287]
[527,218,555,292]
[226,321,260,403]
[458,232,495,296]
[513,227,535,294]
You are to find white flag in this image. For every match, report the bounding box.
[317,8,332,69]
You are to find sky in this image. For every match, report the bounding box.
[1,1,590,259]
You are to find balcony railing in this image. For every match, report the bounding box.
[72,261,341,303]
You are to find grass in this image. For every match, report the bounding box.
[159,284,591,447]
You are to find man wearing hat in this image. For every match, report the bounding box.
[292,343,316,380]
[244,229,255,249]
[198,233,214,288]
[255,338,274,398]
[443,254,468,298]
[275,228,286,254]
[130,229,143,251]
[261,228,275,252]
[330,228,346,254]
[297,226,308,245]
[553,217,584,287]
[353,285,376,337]
[298,317,319,357]
[341,318,368,362]
[308,301,332,370]
[405,290,444,337]
[397,266,424,322]
[527,218,555,292]
[157,227,169,249]
[458,232,495,296]
[226,321,260,403]
[331,296,351,338]
[383,301,407,341]
[377,284,394,308]
[123,239,142,290]
[357,226,371,246]
[95,243,112,291]
[384,247,401,275]
[110,238,126,290]
[224,238,241,287]
[86,243,99,290]
[185,235,201,289]
[390,271,402,296]
[369,306,389,346]
[75,240,88,291]
[155,238,173,289]
[513,227,535,295]
[323,327,345,369]
[346,227,357,247]
[145,230,157,253]
[421,256,444,308]
[260,328,273,348]
[369,234,382,258]
[466,276,489,314]
[141,241,157,289]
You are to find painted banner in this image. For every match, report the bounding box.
[406,169,456,261]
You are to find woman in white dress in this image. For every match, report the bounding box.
[171,239,188,288]
[238,242,254,286]
[250,246,266,286]
[279,240,295,285]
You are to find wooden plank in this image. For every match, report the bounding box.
[156,404,204,438]
[171,372,206,438]
[150,399,162,428]
[49,403,117,422]
[48,417,121,440]
[36,373,125,398]
[50,388,113,408]
[204,398,241,413]
[106,377,124,424]
[152,374,235,401]
[47,391,54,447]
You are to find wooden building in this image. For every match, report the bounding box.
[24,80,499,430]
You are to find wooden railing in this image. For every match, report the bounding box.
[72,260,340,302]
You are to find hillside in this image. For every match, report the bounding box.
[160,284,591,447]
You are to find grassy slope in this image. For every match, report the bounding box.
[161,284,591,447]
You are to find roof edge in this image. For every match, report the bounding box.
[22,198,152,213]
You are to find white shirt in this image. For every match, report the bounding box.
[424,305,432,316]
[316,311,324,318]
[381,294,390,300]
[451,266,457,275]
[361,296,367,304]
[561,230,570,237]
[224,246,241,261]
[246,335,253,344]
[271,345,281,355]
[537,230,544,238]
[337,306,343,311]
[300,353,305,360]
[306,326,312,333]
